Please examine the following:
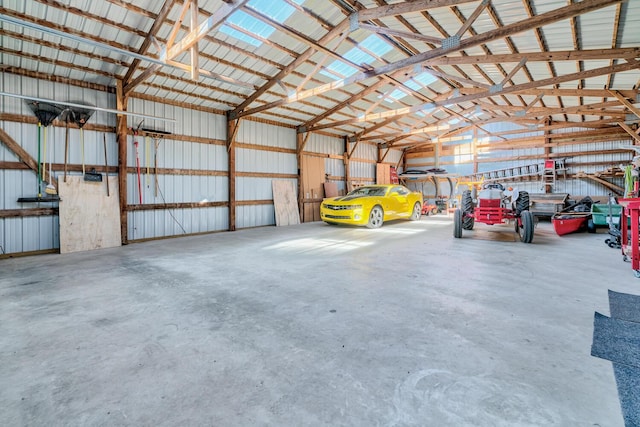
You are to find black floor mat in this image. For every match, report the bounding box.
[592,291,640,426]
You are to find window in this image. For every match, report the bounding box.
[321,35,392,80]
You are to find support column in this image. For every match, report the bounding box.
[473,127,478,174]
[116,80,129,244]
[227,114,239,231]
[296,130,304,221]
[343,136,350,192]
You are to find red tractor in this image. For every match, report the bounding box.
[453,183,535,243]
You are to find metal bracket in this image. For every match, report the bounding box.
[349,12,359,32]
[442,35,460,50]
[489,84,503,94]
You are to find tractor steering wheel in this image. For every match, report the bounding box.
[484,182,505,191]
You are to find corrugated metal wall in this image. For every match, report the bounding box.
[126,98,229,239]
[349,140,377,185]
[405,121,632,198]
[236,120,297,228]
[0,73,114,255]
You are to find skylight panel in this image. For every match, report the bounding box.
[248,0,296,22]
[220,0,300,47]
[358,35,392,58]
[320,35,390,80]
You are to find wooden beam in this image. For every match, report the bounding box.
[454,0,490,38]
[0,208,58,218]
[116,80,129,245]
[165,0,192,51]
[227,115,239,231]
[296,132,304,221]
[230,19,351,117]
[575,172,624,195]
[426,67,492,88]
[356,0,478,21]
[127,201,227,211]
[0,127,56,191]
[190,0,199,80]
[499,58,527,87]
[358,23,442,44]
[231,1,474,119]
[290,0,624,119]
[609,90,640,118]
[427,47,640,65]
[123,0,176,86]
[125,0,249,93]
[317,60,640,128]
[164,0,249,60]
[618,122,640,144]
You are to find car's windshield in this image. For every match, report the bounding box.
[347,186,387,197]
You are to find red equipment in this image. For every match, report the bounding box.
[453,183,535,243]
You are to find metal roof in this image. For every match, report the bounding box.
[1,0,639,149]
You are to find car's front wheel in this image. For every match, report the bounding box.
[366,205,384,229]
[410,202,421,221]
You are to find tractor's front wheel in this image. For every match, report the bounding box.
[454,209,463,238]
[516,191,530,215]
[518,211,534,243]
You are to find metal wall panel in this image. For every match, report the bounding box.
[0,74,114,254]
[237,120,297,150]
[306,133,343,154]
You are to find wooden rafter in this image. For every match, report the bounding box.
[307,60,640,130]
[618,122,640,144]
[124,0,249,93]
[123,0,176,86]
[295,0,623,127]
[609,90,640,119]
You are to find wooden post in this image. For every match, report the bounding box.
[227,114,239,231]
[343,136,350,192]
[116,80,129,244]
[296,130,304,221]
[473,127,478,174]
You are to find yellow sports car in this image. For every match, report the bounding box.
[320,184,424,228]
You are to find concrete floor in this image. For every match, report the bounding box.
[0,215,637,426]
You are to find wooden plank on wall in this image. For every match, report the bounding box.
[376,163,391,184]
[272,180,300,226]
[58,176,121,254]
[301,155,325,222]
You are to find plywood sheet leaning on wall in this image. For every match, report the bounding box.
[272,180,300,226]
[58,176,121,253]
[376,163,391,184]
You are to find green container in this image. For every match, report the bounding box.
[591,203,622,226]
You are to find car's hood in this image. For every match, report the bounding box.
[324,195,370,203]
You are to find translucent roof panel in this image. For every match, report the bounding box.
[321,35,393,80]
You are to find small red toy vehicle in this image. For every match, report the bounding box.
[453,183,535,243]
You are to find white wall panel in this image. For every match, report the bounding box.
[306,133,343,154]
[236,205,276,229]
[237,120,296,150]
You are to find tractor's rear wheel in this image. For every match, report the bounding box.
[454,209,463,238]
[461,190,475,230]
[519,210,534,243]
[516,191,530,215]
